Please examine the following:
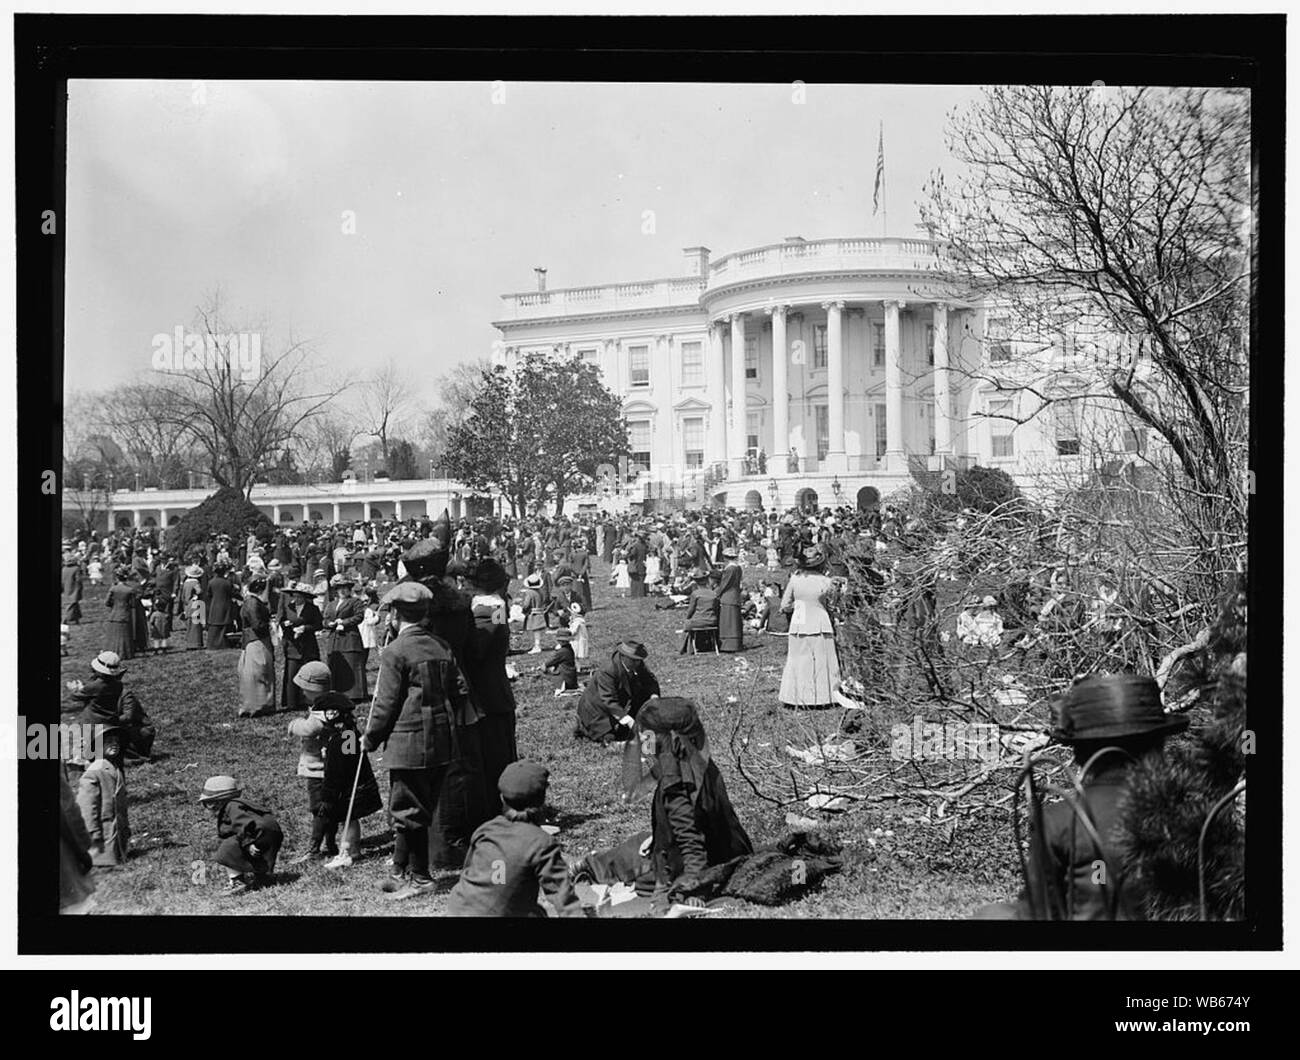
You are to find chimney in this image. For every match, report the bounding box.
[682,246,711,277]
[783,235,806,244]
[534,267,548,292]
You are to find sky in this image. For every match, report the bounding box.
[64,80,979,406]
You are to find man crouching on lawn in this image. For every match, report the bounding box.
[363,580,472,901]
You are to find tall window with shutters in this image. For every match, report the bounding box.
[627,419,652,474]
[682,417,705,468]
[744,337,758,380]
[813,325,828,370]
[988,398,1015,459]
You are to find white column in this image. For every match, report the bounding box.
[933,303,953,456]
[708,320,727,467]
[272,504,281,524]
[331,502,340,524]
[132,509,141,528]
[394,499,403,520]
[884,299,906,470]
[768,304,789,465]
[363,500,372,521]
[159,508,169,528]
[823,301,846,472]
[302,503,311,522]
[728,313,748,479]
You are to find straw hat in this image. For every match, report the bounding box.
[90,650,126,677]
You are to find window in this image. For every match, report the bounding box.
[746,411,761,455]
[628,345,650,387]
[627,419,652,473]
[1054,398,1081,456]
[987,317,1011,364]
[925,324,935,367]
[813,325,828,370]
[815,405,830,461]
[923,404,936,455]
[744,337,758,380]
[875,403,888,459]
[577,346,599,366]
[872,323,886,368]
[1121,426,1147,454]
[683,417,705,469]
[989,398,1015,459]
[680,341,703,387]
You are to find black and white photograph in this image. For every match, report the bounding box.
[12,10,1282,983]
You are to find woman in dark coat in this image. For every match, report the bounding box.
[322,575,367,702]
[103,569,138,660]
[575,640,661,743]
[277,583,323,711]
[581,696,753,897]
[237,576,276,717]
[204,566,237,649]
[570,542,593,613]
[62,554,83,625]
[715,549,744,652]
[625,533,647,599]
[464,559,518,815]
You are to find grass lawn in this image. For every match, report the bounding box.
[61,560,1021,918]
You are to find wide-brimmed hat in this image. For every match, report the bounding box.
[470,558,509,592]
[282,581,316,596]
[1051,674,1189,743]
[266,559,282,571]
[184,563,204,578]
[797,546,828,570]
[330,573,355,588]
[524,572,542,587]
[615,639,648,660]
[90,650,126,677]
[198,775,242,803]
[721,547,739,559]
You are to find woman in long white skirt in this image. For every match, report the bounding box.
[778,547,841,708]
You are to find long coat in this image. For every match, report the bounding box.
[104,582,137,659]
[278,597,323,711]
[213,798,284,876]
[62,561,84,623]
[204,574,237,648]
[576,652,661,742]
[77,758,130,867]
[715,562,744,652]
[323,595,368,701]
[651,753,752,888]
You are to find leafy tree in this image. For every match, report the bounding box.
[165,486,273,558]
[443,353,629,515]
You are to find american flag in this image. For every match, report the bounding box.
[872,122,884,216]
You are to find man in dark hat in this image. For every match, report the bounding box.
[363,580,473,900]
[576,640,661,743]
[976,674,1188,921]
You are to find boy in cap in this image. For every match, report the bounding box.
[199,775,284,894]
[76,723,130,867]
[362,579,472,900]
[286,661,382,868]
[445,761,583,917]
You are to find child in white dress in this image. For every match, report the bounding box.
[612,550,631,596]
[567,602,590,662]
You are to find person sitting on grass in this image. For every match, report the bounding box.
[198,774,284,895]
[573,696,753,904]
[445,761,584,917]
[544,627,579,694]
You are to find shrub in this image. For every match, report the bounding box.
[165,486,273,557]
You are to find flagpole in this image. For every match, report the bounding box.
[882,121,888,238]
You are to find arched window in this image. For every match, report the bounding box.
[856,485,880,511]
[796,487,819,512]
[744,489,763,510]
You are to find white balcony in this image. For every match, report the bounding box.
[706,237,944,294]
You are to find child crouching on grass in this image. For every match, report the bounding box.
[199,775,283,895]
[446,761,584,917]
[286,661,381,867]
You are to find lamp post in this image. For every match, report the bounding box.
[768,477,779,507]
[832,476,843,504]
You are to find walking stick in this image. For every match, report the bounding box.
[333,695,376,866]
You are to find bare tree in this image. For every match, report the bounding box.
[358,359,412,470]
[922,86,1250,546]
[419,358,490,461]
[146,295,349,497]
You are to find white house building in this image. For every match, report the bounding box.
[493,236,1145,512]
